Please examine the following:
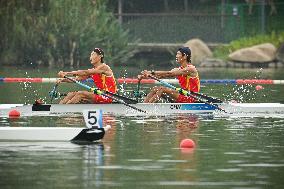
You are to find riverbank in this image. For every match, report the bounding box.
[129,43,283,68]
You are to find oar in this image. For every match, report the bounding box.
[190,91,223,103]
[148,75,227,113]
[68,78,137,104]
[107,91,138,104]
[48,82,137,104]
[63,76,146,113]
[49,83,59,103]
[133,79,146,101]
[48,83,68,103]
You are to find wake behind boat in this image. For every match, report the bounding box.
[1,102,284,117]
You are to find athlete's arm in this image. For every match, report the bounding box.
[139,66,196,79]
[139,70,175,79]
[65,64,112,77]
[57,71,87,83]
[153,70,175,78]
[169,66,197,77]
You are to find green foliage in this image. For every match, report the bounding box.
[0,0,136,67]
[213,32,284,60]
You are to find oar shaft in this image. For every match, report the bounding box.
[64,77,137,103]
[143,76,222,103]
[64,76,146,113]
[50,84,59,103]
[101,92,145,113]
[149,75,226,113]
[191,91,223,103]
[65,77,93,90]
[105,91,138,104]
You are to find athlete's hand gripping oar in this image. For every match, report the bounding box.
[148,75,227,113]
[64,76,146,113]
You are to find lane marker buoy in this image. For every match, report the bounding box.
[180,139,195,148]
[8,109,20,118]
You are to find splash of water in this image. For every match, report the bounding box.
[223,68,265,103]
[21,71,42,104]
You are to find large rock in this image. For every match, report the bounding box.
[199,58,227,67]
[276,43,284,63]
[229,43,277,63]
[184,38,213,65]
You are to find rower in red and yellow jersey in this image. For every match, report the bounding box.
[57,48,117,104]
[176,64,200,103]
[90,73,117,103]
[138,47,200,103]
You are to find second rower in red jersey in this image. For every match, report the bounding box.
[138,47,200,103]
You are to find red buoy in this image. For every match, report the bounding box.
[8,109,21,118]
[180,139,195,148]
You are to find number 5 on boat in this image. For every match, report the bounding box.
[83,109,103,129]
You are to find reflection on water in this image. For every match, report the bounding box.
[0,142,108,188]
[0,114,284,188]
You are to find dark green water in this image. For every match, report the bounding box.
[0,66,284,188]
[0,115,284,189]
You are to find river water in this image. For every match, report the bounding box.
[0,66,284,188]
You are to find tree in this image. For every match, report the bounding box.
[0,0,135,67]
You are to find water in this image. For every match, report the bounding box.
[0,115,284,188]
[1,66,284,188]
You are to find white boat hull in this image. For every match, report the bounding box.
[1,103,284,117]
[0,127,105,142]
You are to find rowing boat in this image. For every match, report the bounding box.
[1,102,284,117]
[0,127,107,142]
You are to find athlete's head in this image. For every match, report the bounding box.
[177,47,191,63]
[93,48,104,63]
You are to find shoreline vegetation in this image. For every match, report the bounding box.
[213,32,284,61]
[0,0,136,67]
[131,32,284,69]
[202,32,284,68]
[0,1,283,68]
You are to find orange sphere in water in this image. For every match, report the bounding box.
[180,139,195,148]
[8,109,21,118]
